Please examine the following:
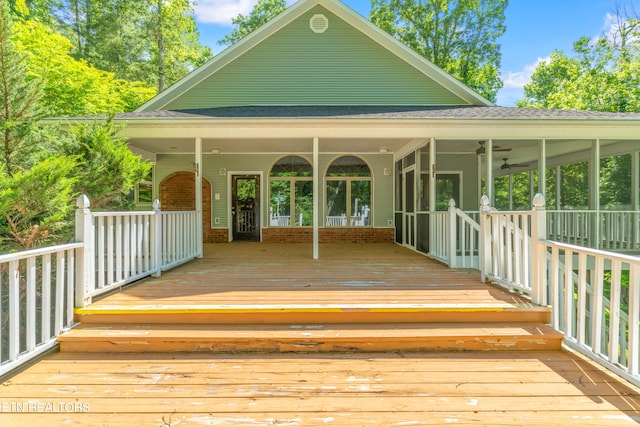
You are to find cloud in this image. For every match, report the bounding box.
[501,57,550,89]
[194,0,299,25]
[194,0,258,25]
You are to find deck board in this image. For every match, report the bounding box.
[2,351,639,426]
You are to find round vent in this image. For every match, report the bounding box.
[309,14,329,34]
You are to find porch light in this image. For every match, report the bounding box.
[378,147,389,154]
[210,148,221,154]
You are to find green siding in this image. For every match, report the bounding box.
[164,6,468,109]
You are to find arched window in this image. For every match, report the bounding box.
[269,156,313,227]
[326,156,371,227]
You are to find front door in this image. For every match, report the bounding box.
[232,175,260,241]
[403,168,416,247]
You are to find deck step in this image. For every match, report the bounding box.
[58,322,563,353]
[74,304,552,324]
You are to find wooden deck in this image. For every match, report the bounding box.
[2,243,640,425]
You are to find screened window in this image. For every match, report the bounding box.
[326,156,371,227]
[269,156,313,226]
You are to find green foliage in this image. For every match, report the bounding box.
[0,1,45,177]
[37,0,212,93]
[60,119,152,210]
[0,155,78,250]
[13,18,155,116]
[370,0,507,102]
[600,154,632,209]
[518,17,640,112]
[218,0,286,46]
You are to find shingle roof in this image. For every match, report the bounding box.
[111,106,640,121]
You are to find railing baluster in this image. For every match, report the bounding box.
[55,251,65,335]
[8,260,19,361]
[576,252,588,345]
[608,260,622,364]
[26,256,36,352]
[41,253,51,343]
[591,256,605,355]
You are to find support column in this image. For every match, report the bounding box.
[538,139,547,197]
[486,139,494,204]
[590,139,600,248]
[313,137,319,259]
[633,150,639,248]
[428,137,436,212]
[195,137,203,257]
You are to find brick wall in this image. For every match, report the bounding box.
[160,171,223,243]
[263,227,394,243]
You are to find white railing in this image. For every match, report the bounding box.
[541,240,639,387]
[547,210,640,251]
[0,243,80,376]
[160,210,200,270]
[428,202,480,269]
[75,195,200,307]
[429,211,449,263]
[479,194,546,302]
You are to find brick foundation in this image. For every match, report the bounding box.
[262,227,394,243]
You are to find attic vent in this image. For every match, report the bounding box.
[309,14,329,34]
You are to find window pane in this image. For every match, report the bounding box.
[136,168,153,204]
[270,180,290,226]
[327,156,371,177]
[271,156,313,177]
[326,180,347,226]
[351,180,371,226]
[295,180,313,226]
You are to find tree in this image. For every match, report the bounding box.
[370,0,507,102]
[0,156,78,249]
[39,0,212,92]
[518,11,640,112]
[218,0,286,46]
[14,18,155,116]
[59,118,152,210]
[0,1,44,177]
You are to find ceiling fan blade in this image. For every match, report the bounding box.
[476,141,512,155]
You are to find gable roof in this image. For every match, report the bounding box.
[136,0,493,112]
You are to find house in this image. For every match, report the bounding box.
[103,0,640,259]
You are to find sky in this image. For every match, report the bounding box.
[192,0,635,106]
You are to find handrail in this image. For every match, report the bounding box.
[540,239,639,387]
[1,243,80,376]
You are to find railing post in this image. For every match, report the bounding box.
[448,199,457,268]
[152,199,162,276]
[74,195,93,308]
[530,193,547,305]
[479,195,491,282]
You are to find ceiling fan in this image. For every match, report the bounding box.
[476,140,512,155]
[501,158,530,170]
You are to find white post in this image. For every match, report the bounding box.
[590,139,600,249]
[428,138,436,254]
[75,195,94,308]
[486,139,494,205]
[313,137,319,259]
[530,193,547,305]
[195,137,203,258]
[538,139,546,197]
[479,195,492,282]
[448,199,457,268]
[152,199,162,276]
